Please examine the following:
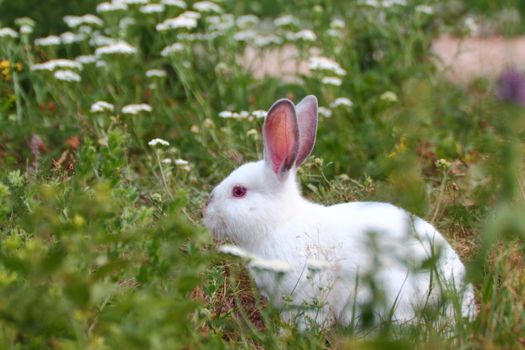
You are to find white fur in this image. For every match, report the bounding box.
[204,98,476,328]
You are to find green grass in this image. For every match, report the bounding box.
[1,1,525,349]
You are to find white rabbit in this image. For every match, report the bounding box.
[204,95,476,328]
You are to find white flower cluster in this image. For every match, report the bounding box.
[148,138,170,147]
[160,43,185,56]
[330,97,353,108]
[308,56,346,76]
[31,59,82,71]
[75,55,97,64]
[34,35,61,46]
[285,29,316,42]
[156,11,200,31]
[193,1,222,13]
[53,70,81,82]
[218,110,266,120]
[95,41,137,57]
[121,103,152,115]
[90,101,115,113]
[64,14,103,28]
[362,0,407,8]
[97,2,128,13]
[146,69,167,78]
[161,0,187,8]
[140,3,165,14]
[0,27,18,39]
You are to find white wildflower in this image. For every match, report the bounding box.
[148,138,170,147]
[89,33,118,47]
[0,27,19,39]
[75,55,97,64]
[218,111,233,118]
[31,59,82,71]
[327,29,340,38]
[322,76,342,86]
[95,41,137,57]
[90,101,114,113]
[60,31,86,44]
[236,15,259,28]
[218,244,253,259]
[251,110,267,118]
[233,29,256,42]
[156,13,199,31]
[64,15,103,28]
[274,15,298,27]
[308,56,346,76]
[161,158,172,164]
[415,5,433,15]
[330,97,353,108]
[161,0,187,8]
[254,34,282,47]
[380,91,398,103]
[249,257,292,274]
[175,158,191,171]
[15,17,35,28]
[287,29,316,42]
[20,25,33,35]
[97,2,128,12]
[146,69,167,78]
[331,19,345,29]
[119,17,136,31]
[318,106,332,118]
[96,60,107,68]
[464,16,479,36]
[140,3,165,14]
[122,103,152,115]
[207,14,234,32]
[306,259,331,271]
[193,1,221,13]
[53,70,81,82]
[160,42,184,56]
[35,35,61,46]
[121,0,148,4]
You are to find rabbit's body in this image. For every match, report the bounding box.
[204,96,475,328]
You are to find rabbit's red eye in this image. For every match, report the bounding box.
[232,185,247,198]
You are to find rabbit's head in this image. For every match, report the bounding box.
[203,96,318,248]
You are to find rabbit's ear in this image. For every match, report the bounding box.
[295,95,318,166]
[263,99,299,176]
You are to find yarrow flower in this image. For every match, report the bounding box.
[140,3,165,14]
[75,55,97,64]
[193,1,222,13]
[309,56,346,76]
[122,103,152,115]
[380,91,398,103]
[274,15,298,27]
[218,244,253,259]
[161,0,187,8]
[415,5,434,15]
[148,138,170,147]
[287,29,316,42]
[97,2,128,13]
[63,14,103,28]
[31,59,82,71]
[60,31,86,44]
[160,43,185,56]
[146,69,167,78]
[53,70,81,82]
[90,101,114,113]
[318,106,332,118]
[95,41,137,57]
[330,97,353,108]
[34,35,61,46]
[251,110,267,118]
[322,76,342,86]
[175,158,191,171]
[236,14,259,28]
[156,12,199,31]
[0,27,19,39]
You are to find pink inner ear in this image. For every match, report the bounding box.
[295,95,318,166]
[264,100,299,175]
